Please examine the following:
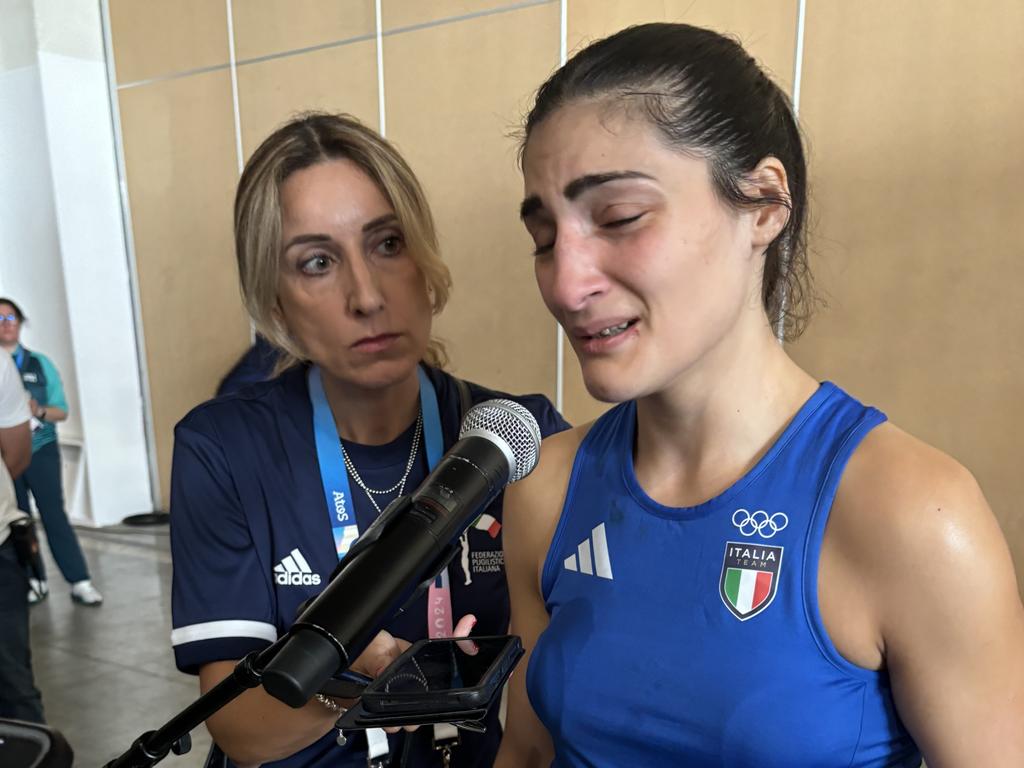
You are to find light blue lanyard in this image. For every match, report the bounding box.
[308,365,443,562]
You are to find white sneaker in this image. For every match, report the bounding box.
[70,580,103,606]
[27,578,48,605]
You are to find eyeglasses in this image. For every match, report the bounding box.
[0,314,19,324]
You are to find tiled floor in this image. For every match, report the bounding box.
[28,525,210,768]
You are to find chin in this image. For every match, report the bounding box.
[352,362,417,390]
[578,361,641,404]
[357,355,423,389]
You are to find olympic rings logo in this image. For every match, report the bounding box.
[731,508,789,538]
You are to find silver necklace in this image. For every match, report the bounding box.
[340,412,423,515]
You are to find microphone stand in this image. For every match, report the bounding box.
[104,495,459,768]
[103,638,289,768]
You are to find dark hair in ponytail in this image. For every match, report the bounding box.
[522,23,813,340]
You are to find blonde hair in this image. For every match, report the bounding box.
[235,112,451,372]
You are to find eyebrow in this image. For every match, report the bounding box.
[283,233,331,250]
[282,214,399,251]
[362,213,399,233]
[519,170,656,220]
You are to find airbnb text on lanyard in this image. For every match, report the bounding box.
[308,365,454,641]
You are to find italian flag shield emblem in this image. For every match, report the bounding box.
[472,513,501,538]
[719,541,784,620]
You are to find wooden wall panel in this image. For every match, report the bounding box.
[382,0,529,31]
[107,2,1023,598]
[117,72,250,506]
[790,0,1024,591]
[108,0,228,83]
[384,3,561,401]
[568,0,798,92]
[231,0,375,61]
[561,0,800,426]
[236,40,379,160]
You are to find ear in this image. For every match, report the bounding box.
[745,156,791,251]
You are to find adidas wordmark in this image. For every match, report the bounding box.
[274,548,322,586]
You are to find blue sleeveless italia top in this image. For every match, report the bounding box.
[526,383,922,767]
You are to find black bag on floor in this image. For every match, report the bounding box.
[0,718,74,768]
[9,517,46,585]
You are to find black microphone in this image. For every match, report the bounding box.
[261,398,542,708]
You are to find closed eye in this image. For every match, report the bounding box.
[603,213,645,229]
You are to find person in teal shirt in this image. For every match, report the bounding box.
[0,298,102,606]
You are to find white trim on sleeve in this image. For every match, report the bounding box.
[171,620,278,647]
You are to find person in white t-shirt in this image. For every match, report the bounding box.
[0,350,39,722]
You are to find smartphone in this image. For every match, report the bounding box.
[360,635,523,715]
[339,703,491,734]
[317,669,374,700]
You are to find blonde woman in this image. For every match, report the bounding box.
[169,113,567,768]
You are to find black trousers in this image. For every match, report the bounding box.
[0,537,45,722]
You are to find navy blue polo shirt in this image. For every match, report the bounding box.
[169,364,568,768]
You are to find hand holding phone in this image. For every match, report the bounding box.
[360,635,523,715]
[334,635,523,735]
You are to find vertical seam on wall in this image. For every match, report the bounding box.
[777,0,807,343]
[792,0,807,120]
[225,0,255,343]
[555,0,567,412]
[375,0,387,136]
[99,0,161,509]
[225,0,245,176]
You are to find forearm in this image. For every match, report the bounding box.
[204,684,340,765]
[495,736,552,768]
[37,406,67,423]
[0,423,31,477]
[2,448,29,478]
[200,661,342,765]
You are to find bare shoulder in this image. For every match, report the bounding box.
[509,423,591,512]
[503,423,592,580]
[830,421,1021,644]
[835,422,996,558]
[825,418,1024,762]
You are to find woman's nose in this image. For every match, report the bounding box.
[345,256,385,316]
[542,235,608,313]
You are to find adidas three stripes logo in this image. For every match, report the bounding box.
[563,523,613,580]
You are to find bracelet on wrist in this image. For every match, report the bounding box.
[314,693,347,714]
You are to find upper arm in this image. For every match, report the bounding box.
[497,426,585,767]
[888,470,1024,766]
[169,414,278,674]
[841,430,1024,766]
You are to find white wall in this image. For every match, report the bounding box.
[0,0,78,432]
[0,60,82,433]
[0,0,154,525]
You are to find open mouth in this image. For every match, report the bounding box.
[583,319,639,340]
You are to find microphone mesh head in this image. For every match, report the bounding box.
[459,399,542,483]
